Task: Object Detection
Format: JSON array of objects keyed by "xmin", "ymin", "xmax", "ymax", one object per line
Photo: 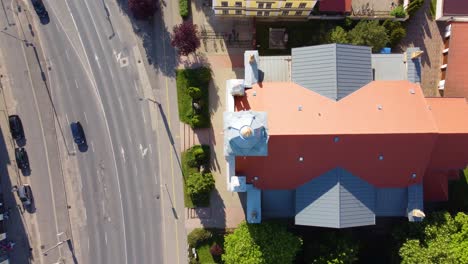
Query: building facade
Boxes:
[{"xmin": 212, "ymin": 0, "xmax": 317, "ymax": 18}]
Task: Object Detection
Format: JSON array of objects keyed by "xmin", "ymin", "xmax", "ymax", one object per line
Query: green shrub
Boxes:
[
  {"xmin": 188, "ymin": 87, "xmax": 202, "ymax": 100},
  {"xmin": 407, "ymin": 0, "xmax": 424, "ymax": 16},
  {"xmin": 390, "ymin": 27, "xmax": 406, "ymax": 46},
  {"xmin": 330, "ymin": 26, "xmax": 349, "ymax": 44},
  {"xmin": 179, "ymin": 0, "xmax": 189, "ymax": 18},
  {"xmin": 186, "ymin": 145, "xmax": 210, "ymax": 168},
  {"xmin": 430, "ymin": 0, "xmax": 437, "ymax": 19},
  {"xmin": 383, "ymin": 19, "xmax": 400, "ymax": 34},
  {"xmin": 188, "ymin": 228, "xmax": 212, "ymax": 247},
  {"xmin": 187, "ymin": 172, "xmax": 215, "ymax": 202},
  {"xmin": 390, "ymin": 5, "xmax": 407, "ymax": 18}
]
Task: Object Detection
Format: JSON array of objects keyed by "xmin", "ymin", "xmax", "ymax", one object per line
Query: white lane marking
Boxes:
[
  {"xmin": 121, "ymin": 147, "xmax": 126, "ymax": 163},
  {"xmin": 104, "ymin": 232, "xmax": 108, "ymax": 245},
  {"xmin": 65, "ymin": 1, "xmax": 128, "ymax": 261},
  {"xmin": 74, "ymin": 79, "xmax": 79, "ymax": 89},
  {"xmin": 91, "ymin": 141, "xmax": 95, "ymax": 153},
  {"xmin": 118, "ymin": 96, "xmax": 124, "ymax": 111},
  {"xmin": 141, "ymin": 108, "xmax": 146, "ymax": 124},
  {"xmin": 94, "ymin": 54, "xmax": 101, "ymax": 69},
  {"xmin": 138, "ymin": 194, "xmax": 142, "ymax": 209},
  {"xmin": 128, "ymin": 134, "xmax": 133, "ymax": 145},
  {"xmin": 84, "ymin": 111, "xmax": 88, "ymax": 124},
  {"xmin": 148, "ymin": 144, "xmax": 152, "ymax": 154},
  {"xmin": 133, "ymin": 163, "xmax": 137, "ymax": 176},
  {"xmin": 65, "ymin": 49, "xmax": 70, "ymax": 60},
  {"xmin": 139, "ymin": 144, "xmax": 148, "ymax": 157},
  {"xmin": 87, "ymin": 238, "xmax": 90, "ymax": 250},
  {"xmin": 115, "ymin": 51, "xmax": 121, "ymax": 61},
  {"xmin": 109, "ymin": 68, "xmax": 114, "ymax": 79},
  {"xmin": 133, "ymin": 79, "xmax": 139, "ymax": 93},
  {"xmin": 65, "ymin": 113, "xmax": 70, "ymax": 125}
]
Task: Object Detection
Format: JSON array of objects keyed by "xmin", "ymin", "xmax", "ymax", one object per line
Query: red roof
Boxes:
[
  {"xmin": 443, "ymin": 0, "xmax": 468, "ymax": 16},
  {"xmin": 445, "ymin": 22, "xmax": 468, "ymax": 99},
  {"xmin": 319, "ymin": 0, "xmax": 352, "ymax": 13},
  {"xmin": 234, "ymin": 81, "xmax": 468, "ymax": 201}
]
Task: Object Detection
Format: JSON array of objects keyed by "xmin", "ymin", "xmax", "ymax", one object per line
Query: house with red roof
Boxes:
[{"xmin": 223, "ymin": 44, "xmax": 468, "ymax": 228}]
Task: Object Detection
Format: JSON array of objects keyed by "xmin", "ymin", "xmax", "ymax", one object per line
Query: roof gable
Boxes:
[
  {"xmin": 292, "ymin": 44, "xmax": 372, "ymax": 101},
  {"xmin": 295, "ymin": 167, "xmax": 376, "ymax": 228}
]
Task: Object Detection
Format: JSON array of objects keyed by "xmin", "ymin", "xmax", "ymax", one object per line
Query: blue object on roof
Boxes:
[
  {"xmin": 244, "ymin": 51, "xmax": 259, "ymax": 88},
  {"xmin": 407, "ymin": 184, "xmax": 424, "ymax": 222},
  {"xmin": 246, "ymin": 184, "xmax": 261, "ymax": 223},
  {"xmin": 406, "ymin": 47, "xmax": 422, "ymax": 83},
  {"xmin": 291, "ymin": 44, "xmax": 373, "ymax": 101},
  {"xmin": 380, "ymin": 47, "xmax": 392, "ymax": 54},
  {"xmin": 295, "ymin": 167, "xmax": 376, "ymax": 228},
  {"xmin": 224, "ymin": 111, "xmax": 269, "ymax": 156},
  {"xmin": 375, "ymin": 188, "xmax": 407, "ymax": 216}
]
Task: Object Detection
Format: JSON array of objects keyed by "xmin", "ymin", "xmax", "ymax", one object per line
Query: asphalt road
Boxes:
[{"xmin": 0, "ymin": 0, "xmax": 187, "ymax": 263}]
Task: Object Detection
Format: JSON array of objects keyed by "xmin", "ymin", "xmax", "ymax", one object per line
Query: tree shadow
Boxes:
[
  {"xmin": 0, "ymin": 121, "xmax": 33, "ymax": 263},
  {"xmin": 113, "ymin": 0, "xmax": 178, "ymax": 77}
]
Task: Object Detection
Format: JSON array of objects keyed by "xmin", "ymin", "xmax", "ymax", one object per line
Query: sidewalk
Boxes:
[
  {"xmin": 183, "ymin": 0, "xmax": 254, "ymax": 233},
  {"xmin": 0, "ymin": 75, "xmax": 34, "ymax": 263}
]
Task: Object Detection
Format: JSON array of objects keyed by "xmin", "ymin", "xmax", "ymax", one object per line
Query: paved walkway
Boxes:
[
  {"xmin": 182, "ymin": 0, "xmax": 254, "ymax": 233},
  {"xmin": 399, "ymin": 0, "xmax": 445, "ymax": 97}
]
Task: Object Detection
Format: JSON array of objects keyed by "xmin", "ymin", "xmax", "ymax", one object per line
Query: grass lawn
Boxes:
[
  {"xmin": 256, "ymin": 20, "xmax": 342, "ymax": 56},
  {"xmin": 176, "ymin": 67, "xmax": 211, "ymax": 128}
]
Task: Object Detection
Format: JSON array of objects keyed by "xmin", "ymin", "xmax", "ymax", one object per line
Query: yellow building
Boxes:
[{"xmin": 212, "ymin": 0, "xmax": 318, "ymax": 18}]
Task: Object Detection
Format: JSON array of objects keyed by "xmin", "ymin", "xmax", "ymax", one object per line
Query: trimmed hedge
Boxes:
[
  {"xmin": 180, "ymin": 0, "xmax": 189, "ymax": 18},
  {"xmin": 182, "ymin": 145, "xmax": 212, "ymax": 207},
  {"xmin": 188, "ymin": 228, "xmax": 212, "ymax": 247},
  {"xmin": 176, "ymin": 67, "xmax": 211, "ymax": 129}
]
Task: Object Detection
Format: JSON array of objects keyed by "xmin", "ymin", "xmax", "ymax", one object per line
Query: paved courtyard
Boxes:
[{"xmin": 399, "ymin": 0, "xmax": 446, "ymax": 97}]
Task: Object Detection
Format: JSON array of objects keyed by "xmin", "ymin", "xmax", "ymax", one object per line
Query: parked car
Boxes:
[
  {"xmin": 8, "ymin": 115, "xmax": 24, "ymax": 141},
  {"xmin": 31, "ymin": 0, "xmax": 49, "ymax": 24},
  {"xmin": 17, "ymin": 184, "xmax": 33, "ymax": 206},
  {"xmin": 70, "ymin": 122, "xmax": 86, "ymax": 146},
  {"xmin": 15, "ymin": 148, "xmax": 30, "ymax": 171}
]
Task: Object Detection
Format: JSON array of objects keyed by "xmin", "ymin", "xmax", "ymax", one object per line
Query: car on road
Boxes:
[
  {"xmin": 15, "ymin": 148, "xmax": 30, "ymax": 171},
  {"xmin": 8, "ymin": 115, "xmax": 24, "ymax": 141},
  {"xmin": 17, "ymin": 184, "xmax": 33, "ymax": 206},
  {"xmin": 31, "ymin": 0, "xmax": 49, "ymax": 24},
  {"xmin": 70, "ymin": 122, "xmax": 86, "ymax": 146}
]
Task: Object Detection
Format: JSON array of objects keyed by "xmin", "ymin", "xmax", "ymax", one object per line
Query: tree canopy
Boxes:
[
  {"xmin": 222, "ymin": 221, "xmax": 302, "ymax": 264},
  {"xmin": 171, "ymin": 21, "xmax": 201, "ymax": 56},
  {"xmin": 128, "ymin": 0, "xmax": 156, "ymax": 20},
  {"xmin": 398, "ymin": 212, "xmax": 468, "ymax": 264},
  {"xmin": 347, "ymin": 20, "xmax": 389, "ymax": 52}
]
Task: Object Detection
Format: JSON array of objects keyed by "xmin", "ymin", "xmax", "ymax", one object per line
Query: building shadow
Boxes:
[
  {"xmin": 198, "ymin": 188, "xmax": 226, "ymax": 229},
  {"xmin": 0, "ymin": 122, "xmax": 33, "ymax": 263}
]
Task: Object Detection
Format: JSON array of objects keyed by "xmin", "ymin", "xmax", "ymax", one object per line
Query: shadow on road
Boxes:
[{"xmin": 0, "ymin": 116, "xmax": 33, "ymax": 263}]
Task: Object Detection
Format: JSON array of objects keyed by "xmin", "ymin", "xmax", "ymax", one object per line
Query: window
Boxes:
[
  {"xmin": 266, "ymin": 3, "xmax": 272, "ymax": 8},
  {"xmin": 223, "ymin": 9, "xmax": 229, "ymax": 14},
  {"xmin": 221, "ymin": 1, "xmax": 228, "ymax": 7},
  {"xmin": 299, "ymin": 3, "xmax": 307, "ymax": 8},
  {"xmin": 285, "ymin": 2, "xmax": 292, "ymax": 8},
  {"xmin": 236, "ymin": 9, "xmax": 242, "ymax": 15},
  {"xmin": 295, "ymin": 11, "xmax": 303, "ymax": 16},
  {"xmin": 282, "ymin": 10, "xmax": 289, "ymax": 15},
  {"xmin": 264, "ymin": 11, "xmax": 270, "ymax": 16},
  {"xmin": 235, "ymin": 1, "xmax": 242, "ymax": 7},
  {"xmin": 258, "ymin": 3, "xmax": 264, "ymax": 8},
  {"xmin": 257, "ymin": 11, "xmax": 263, "ymax": 16}
]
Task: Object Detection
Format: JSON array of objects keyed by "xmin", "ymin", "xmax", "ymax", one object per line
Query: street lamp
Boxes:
[{"xmin": 138, "ymin": 97, "xmax": 160, "ymax": 105}]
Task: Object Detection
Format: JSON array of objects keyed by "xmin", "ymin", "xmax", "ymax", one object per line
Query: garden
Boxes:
[
  {"xmin": 182, "ymin": 145, "xmax": 214, "ymax": 208},
  {"xmin": 176, "ymin": 67, "xmax": 212, "ymax": 129}
]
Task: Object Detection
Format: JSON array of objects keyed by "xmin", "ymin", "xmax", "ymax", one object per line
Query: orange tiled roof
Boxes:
[{"xmin": 445, "ymin": 22, "xmax": 468, "ymax": 99}]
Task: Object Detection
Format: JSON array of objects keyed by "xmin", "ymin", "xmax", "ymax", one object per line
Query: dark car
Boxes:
[
  {"xmin": 15, "ymin": 148, "xmax": 30, "ymax": 170},
  {"xmin": 70, "ymin": 122, "xmax": 86, "ymax": 146},
  {"xmin": 31, "ymin": 0, "xmax": 49, "ymax": 23},
  {"xmin": 8, "ymin": 115, "xmax": 24, "ymax": 140}
]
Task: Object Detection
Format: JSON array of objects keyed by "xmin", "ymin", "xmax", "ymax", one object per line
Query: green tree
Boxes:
[
  {"xmin": 222, "ymin": 221, "xmax": 302, "ymax": 264},
  {"xmin": 398, "ymin": 212, "xmax": 468, "ymax": 264},
  {"xmin": 330, "ymin": 26, "xmax": 349, "ymax": 44},
  {"xmin": 186, "ymin": 172, "xmax": 215, "ymax": 200},
  {"xmin": 389, "ymin": 27, "xmax": 406, "ymax": 47},
  {"xmin": 348, "ymin": 20, "xmax": 389, "ymax": 52},
  {"xmin": 303, "ymin": 231, "xmax": 359, "ymax": 264}
]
